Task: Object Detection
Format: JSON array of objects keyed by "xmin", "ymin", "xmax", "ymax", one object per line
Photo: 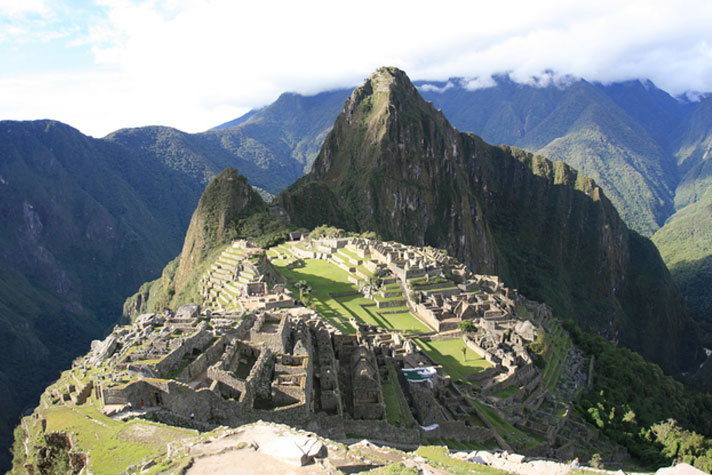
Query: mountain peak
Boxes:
[
  {"xmin": 342, "ymin": 66, "xmax": 422, "ymax": 125},
  {"xmin": 306, "ymin": 66, "xmax": 456, "ymax": 183}
]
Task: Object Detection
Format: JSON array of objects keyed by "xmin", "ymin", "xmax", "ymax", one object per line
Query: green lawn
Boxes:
[
  {"xmin": 43, "ymin": 404, "xmax": 195, "ymax": 474},
  {"xmin": 382, "ymin": 381, "xmax": 405, "ymax": 426},
  {"xmin": 272, "ymin": 257, "xmax": 428, "ymax": 334},
  {"xmin": 415, "ymin": 446, "xmax": 508, "ymax": 475},
  {"xmin": 373, "ymin": 294, "xmax": 406, "ymax": 302},
  {"xmin": 414, "ymin": 338, "xmax": 492, "ymax": 382},
  {"xmin": 336, "ymin": 247, "xmax": 361, "ymax": 262},
  {"xmin": 493, "ymin": 386, "xmax": 520, "ymax": 399}
]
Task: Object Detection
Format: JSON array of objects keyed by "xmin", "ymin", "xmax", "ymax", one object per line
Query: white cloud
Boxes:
[
  {"xmin": 460, "ymin": 77, "xmax": 497, "ymax": 91},
  {"xmin": 418, "ymin": 82, "xmax": 455, "ymax": 94},
  {"xmin": 2, "ymin": 0, "xmax": 712, "ymax": 136},
  {"xmin": 0, "ymin": 0, "xmax": 47, "ymax": 16}
]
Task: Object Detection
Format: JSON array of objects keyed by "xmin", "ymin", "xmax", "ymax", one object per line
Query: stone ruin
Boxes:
[{"xmin": 63, "ymin": 237, "xmax": 586, "ymax": 454}]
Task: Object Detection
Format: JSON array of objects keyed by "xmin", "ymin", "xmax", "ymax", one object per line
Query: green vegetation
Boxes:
[
  {"xmin": 364, "ymin": 463, "xmax": 419, "ymax": 475},
  {"xmin": 414, "ymin": 446, "xmax": 508, "ymax": 474},
  {"xmin": 648, "ymin": 419, "xmax": 712, "ymax": 472},
  {"xmin": 458, "ymin": 320, "xmax": 477, "ymax": 333},
  {"xmin": 652, "ymin": 189, "xmax": 712, "ymax": 348},
  {"xmin": 123, "ymin": 168, "xmax": 291, "ymax": 317},
  {"xmin": 382, "ymin": 381, "xmax": 405, "ymax": 426},
  {"xmin": 564, "ymin": 320, "xmax": 712, "ymax": 471},
  {"xmin": 384, "ymin": 360, "xmax": 416, "ymax": 428},
  {"xmin": 414, "ymin": 339, "xmax": 492, "ymax": 383},
  {"xmin": 31, "ymin": 404, "xmax": 194, "ymax": 474},
  {"xmin": 423, "ymin": 438, "xmax": 497, "ymax": 451},
  {"xmin": 272, "ymin": 254, "xmax": 428, "ymax": 334},
  {"xmin": 423, "ymin": 78, "xmax": 681, "ymax": 237},
  {"xmin": 492, "ymin": 386, "xmax": 519, "ymax": 399},
  {"xmin": 468, "ymin": 398, "xmax": 542, "ymax": 450}
]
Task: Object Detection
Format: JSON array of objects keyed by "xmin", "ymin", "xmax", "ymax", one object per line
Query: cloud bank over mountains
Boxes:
[{"xmin": 1, "ymin": 0, "xmax": 712, "ymax": 136}]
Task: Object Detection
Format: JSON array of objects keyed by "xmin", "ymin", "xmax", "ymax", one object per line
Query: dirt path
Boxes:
[{"xmin": 187, "ymin": 448, "xmax": 331, "ymax": 475}]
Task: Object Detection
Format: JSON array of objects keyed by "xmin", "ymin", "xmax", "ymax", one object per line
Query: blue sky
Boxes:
[{"xmin": 2, "ymin": 0, "xmax": 712, "ymax": 137}]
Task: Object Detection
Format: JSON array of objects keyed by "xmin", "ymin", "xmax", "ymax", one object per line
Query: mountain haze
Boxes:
[{"xmin": 278, "ymin": 67, "xmax": 702, "ymax": 373}]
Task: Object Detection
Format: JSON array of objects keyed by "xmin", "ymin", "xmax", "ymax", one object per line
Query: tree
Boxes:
[
  {"xmin": 294, "ymin": 280, "xmax": 310, "ymax": 301},
  {"xmin": 458, "ymin": 320, "xmax": 477, "ymax": 333}
]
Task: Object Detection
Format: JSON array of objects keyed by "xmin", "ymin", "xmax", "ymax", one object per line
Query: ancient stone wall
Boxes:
[
  {"xmin": 102, "ymin": 379, "xmax": 171, "ymax": 406},
  {"xmin": 343, "ymin": 419, "xmax": 420, "ymax": 445},
  {"xmin": 422, "ymin": 420, "xmax": 493, "ymax": 443},
  {"xmin": 72, "ymin": 380, "xmax": 93, "ymax": 405},
  {"xmin": 464, "ymin": 336, "xmax": 500, "ymax": 367},
  {"xmin": 251, "ymin": 314, "xmax": 291, "ymax": 353},
  {"xmin": 377, "ymin": 299, "xmax": 406, "ymax": 309},
  {"xmin": 154, "ymin": 328, "xmax": 213, "ymax": 376},
  {"xmin": 177, "ymin": 336, "xmax": 226, "ymax": 382}
]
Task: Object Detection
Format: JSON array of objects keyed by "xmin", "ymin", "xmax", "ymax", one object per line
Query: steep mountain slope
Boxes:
[
  {"xmin": 653, "ymin": 191, "xmax": 712, "ymax": 347},
  {"xmin": 596, "ymin": 80, "xmax": 693, "ymax": 150},
  {"xmin": 652, "ymin": 96, "xmax": 712, "ymax": 346},
  {"xmin": 104, "ymin": 125, "xmax": 294, "ymax": 197},
  {"xmin": 0, "ymin": 260, "xmax": 99, "ymax": 472},
  {"xmin": 105, "ymin": 89, "xmax": 350, "ymax": 198},
  {"xmin": 0, "ymin": 119, "xmax": 209, "ymax": 469},
  {"xmin": 213, "ymin": 89, "xmax": 350, "ymax": 175},
  {"xmin": 278, "ymin": 67, "xmax": 702, "ymax": 373},
  {"xmin": 672, "ymin": 95, "xmax": 712, "ymax": 209},
  {"xmin": 123, "ymin": 168, "xmax": 288, "ymax": 317},
  {"xmin": 418, "ymin": 78, "xmax": 680, "ymax": 236},
  {"xmin": 201, "ymin": 76, "xmax": 691, "ymax": 238}
]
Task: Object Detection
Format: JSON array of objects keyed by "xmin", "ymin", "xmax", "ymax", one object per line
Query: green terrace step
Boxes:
[
  {"xmin": 217, "ymin": 293, "xmax": 232, "ymax": 307},
  {"xmin": 336, "ymin": 250, "xmax": 362, "ymax": 265},
  {"xmin": 210, "ymin": 266, "xmax": 232, "ymax": 276},
  {"xmin": 223, "ymin": 283, "xmax": 241, "ymax": 297},
  {"xmin": 380, "ymin": 290, "xmax": 403, "ymax": 298},
  {"xmin": 218, "ymin": 259, "xmax": 240, "ymax": 268}
]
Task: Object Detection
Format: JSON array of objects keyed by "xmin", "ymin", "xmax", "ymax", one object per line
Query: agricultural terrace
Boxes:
[
  {"xmin": 268, "ymin": 246, "xmax": 429, "ymax": 335},
  {"xmin": 468, "ymin": 398, "xmax": 544, "ymax": 450}
]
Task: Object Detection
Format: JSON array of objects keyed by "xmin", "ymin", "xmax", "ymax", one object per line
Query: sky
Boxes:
[{"xmin": 2, "ymin": 0, "xmax": 712, "ymax": 137}]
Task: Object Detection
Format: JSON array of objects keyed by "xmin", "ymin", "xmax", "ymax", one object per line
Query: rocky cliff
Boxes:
[{"xmin": 278, "ymin": 67, "xmax": 702, "ymax": 373}]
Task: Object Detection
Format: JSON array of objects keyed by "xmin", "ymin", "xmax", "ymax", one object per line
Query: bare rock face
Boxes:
[
  {"xmin": 88, "ymin": 335, "xmax": 117, "ymax": 366},
  {"xmin": 514, "ymin": 321, "xmax": 537, "ymax": 342},
  {"xmin": 175, "ymin": 303, "xmax": 200, "ymax": 320},
  {"xmin": 135, "ymin": 312, "xmax": 164, "ymax": 328}
]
